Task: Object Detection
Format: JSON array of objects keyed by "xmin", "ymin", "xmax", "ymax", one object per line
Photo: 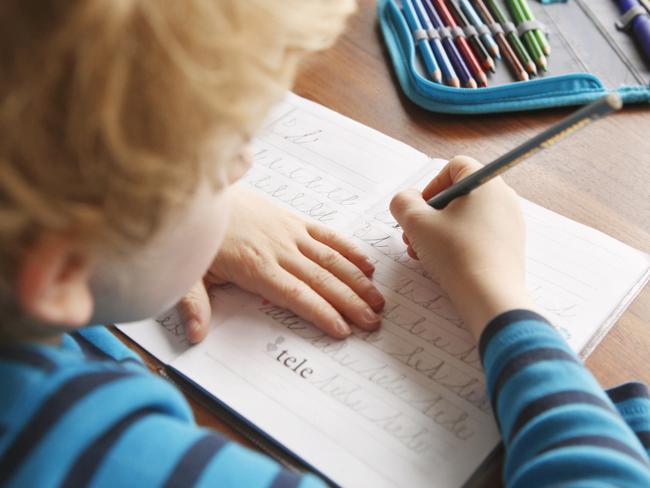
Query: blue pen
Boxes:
[
  {"xmin": 412, "ymin": 0, "xmax": 460, "ymax": 87},
  {"xmin": 401, "ymin": 0, "xmax": 442, "ymax": 83},
  {"xmin": 459, "ymin": 0, "xmax": 501, "ymax": 59},
  {"xmin": 422, "ymin": 0, "xmax": 477, "ymax": 88},
  {"xmin": 616, "ymin": 0, "xmax": 650, "ymax": 63}
]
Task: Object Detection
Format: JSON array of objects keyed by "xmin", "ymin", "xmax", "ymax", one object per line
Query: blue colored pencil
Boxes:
[
  {"xmin": 459, "ymin": 0, "xmax": 501, "ymax": 59},
  {"xmin": 412, "ymin": 0, "xmax": 460, "ymax": 87},
  {"xmin": 422, "ymin": 0, "xmax": 477, "ymax": 88},
  {"xmin": 402, "ymin": 0, "xmax": 443, "ymax": 83}
]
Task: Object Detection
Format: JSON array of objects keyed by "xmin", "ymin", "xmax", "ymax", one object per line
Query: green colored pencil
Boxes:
[
  {"xmin": 516, "ymin": 0, "xmax": 551, "ymax": 56},
  {"xmin": 485, "ymin": 0, "xmax": 537, "ymax": 75},
  {"xmin": 506, "ymin": 0, "xmax": 547, "ymax": 71}
]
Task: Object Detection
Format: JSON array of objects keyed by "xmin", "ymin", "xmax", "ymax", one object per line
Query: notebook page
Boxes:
[
  {"xmin": 168, "ymin": 94, "xmax": 500, "ymax": 486},
  {"xmin": 118, "ymin": 94, "xmax": 650, "ymax": 488},
  {"xmin": 118, "ymin": 92, "xmax": 434, "ymax": 363},
  {"xmin": 381, "ymin": 169, "xmax": 650, "ymax": 357}
]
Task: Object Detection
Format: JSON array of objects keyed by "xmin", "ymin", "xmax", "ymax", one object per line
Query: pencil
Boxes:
[
  {"xmin": 431, "ymin": 0, "xmax": 489, "ymax": 86},
  {"xmin": 516, "ymin": 0, "xmax": 551, "ymax": 56},
  {"xmin": 447, "ymin": 0, "xmax": 495, "ymax": 73},
  {"xmin": 470, "ymin": 0, "xmax": 528, "ymax": 81},
  {"xmin": 413, "ymin": 0, "xmax": 461, "ymax": 87},
  {"xmin": 506, "ymin": 0, "xmax": 547, "ymax": 71},
  {"xmin": 459, "ymin": 0, "xmax": 501, "ymax": 60},
  {"xmin": 427, "ymin": 94, "xmax": 622, "ymax": 209},
  {"xmin": 484, "ymin": 0, "xmax": 537, "ymax": 76},
  {"xmin": 423, "ymin": 0, "xmax": 478, "ymax": 88},
  {"xmin": 402, "ymin": 0, "xmax": 443, "ymax": 82}
]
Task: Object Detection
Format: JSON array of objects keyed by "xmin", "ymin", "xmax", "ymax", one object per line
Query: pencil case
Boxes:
[{"xmin": 378, "ymin": 0, "xmax": 650, "ymax": 113}]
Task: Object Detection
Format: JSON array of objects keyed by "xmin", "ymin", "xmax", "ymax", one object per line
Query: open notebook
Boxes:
[{"xmin": 118, "ymin": 93, "xmax": 650, "ymax": 488}]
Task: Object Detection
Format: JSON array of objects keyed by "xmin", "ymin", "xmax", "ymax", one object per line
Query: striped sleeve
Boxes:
[
  {"xmin": 479, "ymin": 309, "xmax": 650, "ymax": 488},
  {"xmin": 75, "ymin": 413, "xmax": 327, "ymax": 488},
  {"xmin": 0, "ymin": 337, "xmax": 326, "ymax": 488},
  {"xmin": 607, "ymin": 382, "xmax": 650, "ymax": 459}
]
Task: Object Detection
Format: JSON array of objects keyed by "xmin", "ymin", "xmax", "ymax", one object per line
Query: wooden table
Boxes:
[{"xmin": 116, "ymin": 1, "xmax": 650, "ymax": 485}]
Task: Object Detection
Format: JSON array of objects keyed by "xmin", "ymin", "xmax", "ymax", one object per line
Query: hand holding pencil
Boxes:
[{"xmin": 390, "ymin": 156, "xmax": 532, "ymax": 338}]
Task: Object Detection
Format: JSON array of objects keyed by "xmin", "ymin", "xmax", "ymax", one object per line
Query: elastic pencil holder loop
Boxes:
[
  {"xmin": 413, "ymin": 28, "xmax": 428, "ymax": 41},
  {"xmin": 615, "ymin": 5, "xmax": 647, "ymax": 31},
  {"xmin": 488, "ymin": 22, "xmax": 504, "ymax": 35},
  {"xmin": 476, "ymin": 24, "xmax": 491, "ymax": 37},
  {"xmin": 501, "ymin": 21, "xmax": 517, "ymax": 35},
  {"xmin": 516, "ymin": 19, "xmax": 546, "ymax": 37},
  {"xmin": 450, "ymin": 25, "xmax": 465, "ymax": 39},
  {"xmin": 463, "ymin": 25, "xmax": 479, "ymax": 37},
  {"xmin": 426, "ymin": 28, "xmax": 441, "ymax": 41},
  {"xmin": 438, "ymin": 26, "xmax": 453, "ymax": 39}
]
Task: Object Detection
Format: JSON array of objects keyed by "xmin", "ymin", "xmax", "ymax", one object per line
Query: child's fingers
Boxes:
[
  {"xmin": 254, "ymin": 262, "xmax": 353, "ymax": 339},
  {"xmin": 407, "ymin": 246, "xmax": 419, "ymax": 260},
  {"xmin": 421, "ymin": 156, "xmax": 484, "ymax": 200},
  {"xmin": 297, "ymin": 239, "xmax": 385, "ymax": 312},
  {"xmin": 280, "ymin": 254, "xmax": 381, "ymax": 332},
  {"xmin": 306, "ymin": 223, "xmax": 375, "ymax": 276},
  {"xmin": 390, "ymin": 188, "xmax": 436, "ymax": 234},
  {"xmin": 177, "ymin": 279, "xmax": 211, "ymax": 344}
]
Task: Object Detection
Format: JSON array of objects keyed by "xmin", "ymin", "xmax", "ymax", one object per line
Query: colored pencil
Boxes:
[
  {"xmin": 422, "ymin": 0, "xmax": 478, "ymax": 88},
  {"xmin": 402, "ymin": 0, "xmax": 443, "ymax": 82},
  {"xmin": 506, "ymin": 0, "xmax": 547, "ymax": 71},
  {"xmin": 413, "ymin": 0, "xmax": 461, "ymax": 87},
  {"xmin": 516, "ymin": 0, "xmax": 551, "ymax": 56},
  {"xmin": 484, "ymin": 0, "xmax": 537, "ymax": 75},
  {"xmin": 470, "ymin": 0, "xmax": 528, "ymax": 81},
  {"xmin": 616, "ymin": 0, "xmax": 650, "ymax": 63},
  {"xmin": 459, "ymin": 0, "xmax": 501, "ymax": 59},
  {"xmin": 447, "ymin": 0, "xmax": 496, "ymax": 73},
  {"xmin": 427, "ymin": 94, "xmax": 622, "ymax": 210},
  {"xmin": 430, "ymin": 0, "xmax": 489, "ymax": 86}
]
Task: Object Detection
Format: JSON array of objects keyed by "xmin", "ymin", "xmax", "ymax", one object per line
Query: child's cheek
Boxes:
[{"xmin": 89, "ymin": 187, "xmax": 231, "ymax": 325}]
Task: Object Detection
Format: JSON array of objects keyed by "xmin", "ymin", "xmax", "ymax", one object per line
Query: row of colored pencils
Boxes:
[{"xmin": 401, "ymin": 0, "xmax": 550, "ymax": 88}]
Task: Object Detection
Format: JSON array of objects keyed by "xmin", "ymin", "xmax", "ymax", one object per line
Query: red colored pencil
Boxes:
[{"xmin": 430, "ymin": 0, "xmax": 488, "ymax": 86}]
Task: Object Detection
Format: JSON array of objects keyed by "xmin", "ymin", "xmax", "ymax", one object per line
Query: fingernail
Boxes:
[
  {"xmin": 188, "ymin": 319, "xmax": 202, "ymax": 336},
  {"xmin": 363, "ymin": 258, "xmax": 375, "ymax": 271},
  {"xmin": 368, "ymin": 290, "xmax": 385, "ymax": 308},
  {"xmin": 362, "ymin": 307, "xmax": 380, "ymax": 325},
  {"xmin": 335, "ymin": 318, "xmax": 351, "ymax": 336}
]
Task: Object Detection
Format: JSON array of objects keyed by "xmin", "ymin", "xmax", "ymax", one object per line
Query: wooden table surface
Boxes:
[{"xmin": 116, "ymin": 1, "xmax": 650, "ymax": 486}]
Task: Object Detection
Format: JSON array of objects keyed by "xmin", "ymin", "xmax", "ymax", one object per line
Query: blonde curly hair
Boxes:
[{"xmin": 0, "ymin": 0, "xmax": 355, "ymax": 313}]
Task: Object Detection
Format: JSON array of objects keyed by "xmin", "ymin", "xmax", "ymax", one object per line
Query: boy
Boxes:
[{"xmin": 1, "ymin": 1, "xmax": 648, "ymax": 488}]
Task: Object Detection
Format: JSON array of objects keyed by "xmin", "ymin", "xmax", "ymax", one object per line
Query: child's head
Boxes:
[{"xmin": 0, "ymin": 0, "xmax": 355, "ymax": 341}]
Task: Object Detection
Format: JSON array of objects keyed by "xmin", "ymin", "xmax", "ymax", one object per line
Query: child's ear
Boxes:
[{"xmin": 16, "ymin": 233, "xmax": 94, "ymax": 327}]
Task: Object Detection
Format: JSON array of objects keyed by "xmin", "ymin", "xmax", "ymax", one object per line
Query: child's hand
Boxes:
[
  {"xmin": 390, "ymin": 156, "xmax": 534, "ymax": 339},
  {"xmin": 178, "ymin": 185, "xmax": 385, "ymax": 343}
]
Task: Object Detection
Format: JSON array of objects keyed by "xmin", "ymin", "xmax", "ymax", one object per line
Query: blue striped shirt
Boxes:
[
  {"xmin": 480, "ymin": 309, "xmax": 650, "ymax": 487},
  {"xmin": 1, "ymin": 312, "xmax": 649, "ymax": 487},
  {"xmin": 0, "ymin": 327, "xmax": 322, "ymax": 488}
]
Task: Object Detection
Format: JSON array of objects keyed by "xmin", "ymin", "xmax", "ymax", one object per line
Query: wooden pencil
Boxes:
[{"xmin": 470, "ymin": 0, "xmax": 528, "ymax": 81}]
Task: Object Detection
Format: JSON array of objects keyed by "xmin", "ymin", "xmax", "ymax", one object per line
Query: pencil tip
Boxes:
[
  {"xmin": 449, "ymin": 77, "xmax": 461, "ymax": 88},
  {"xmin": 466, "ymin": 78, "xmax": 478, "ymax": 89},
  {"xmin": 432, "ymin": 70, "xmax": 443, "ymax": 83},
  {"xmin": 537, "ymin": 57, "xmax": 548, "ymax": 71},
  {"xmin": 520, "ymin": 71, "xmax": 530, "ymax": 82},
  {"xmin": 527, "ymin": 62, "xmax": 538, "ymax": 75}
]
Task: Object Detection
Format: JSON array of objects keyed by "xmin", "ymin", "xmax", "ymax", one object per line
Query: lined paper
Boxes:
[{"xmin": 119, "ymin": 93, "xmax": 650, "ymax": 487}]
